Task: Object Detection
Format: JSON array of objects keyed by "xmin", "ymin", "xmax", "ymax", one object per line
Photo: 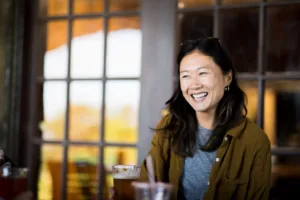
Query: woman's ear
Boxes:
[{"xmin": 225, "ymin": 70, "xmax": 233, "ymax": 86}]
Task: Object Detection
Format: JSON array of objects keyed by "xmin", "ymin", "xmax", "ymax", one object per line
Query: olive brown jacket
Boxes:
[{"xmin": 140, "ymin": 117, "xmax": 271, "ymax": 200}]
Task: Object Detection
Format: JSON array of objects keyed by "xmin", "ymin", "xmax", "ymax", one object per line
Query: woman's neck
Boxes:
[{"xmin": 196, "ymin": 110, "xmax": 216, "ymax": 130}]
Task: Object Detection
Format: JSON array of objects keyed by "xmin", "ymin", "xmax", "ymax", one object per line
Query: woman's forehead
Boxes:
[
  {"xmin": 181, "ymin": 51, "xmax": 214, "ymax": 64},
  {"xmin": 180, "ymin": 52, "xmax": 219, "ymax": 71}
]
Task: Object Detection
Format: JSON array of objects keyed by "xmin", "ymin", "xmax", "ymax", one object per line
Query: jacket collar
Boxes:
[{"xmin": 226, "ymin": 117, "xmax": 248, "ymax": 138}]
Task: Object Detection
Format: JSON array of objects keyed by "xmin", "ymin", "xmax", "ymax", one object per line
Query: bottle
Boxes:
[
  {"xmin": 0, "ymin": 150, "xmax": 15, "ymax": 167},
  {"xmin": 0, "ymin": 150, "xmax": 14, "ymax": 177}
]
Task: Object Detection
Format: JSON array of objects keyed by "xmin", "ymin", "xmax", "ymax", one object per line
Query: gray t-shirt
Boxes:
[{"xmin": 179, "ymin": 126, "xmax": 217, "ymax": 200}]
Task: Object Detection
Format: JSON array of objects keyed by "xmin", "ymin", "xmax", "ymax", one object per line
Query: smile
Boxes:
[{"xmin": 191, "ymin": 92, "xmax": 208, "ymax": 99}]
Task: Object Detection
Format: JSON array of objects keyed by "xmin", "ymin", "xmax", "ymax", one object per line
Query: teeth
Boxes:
[{"xmin": 192, "ymin": 92, "xmax": 208, "ymax": 98}]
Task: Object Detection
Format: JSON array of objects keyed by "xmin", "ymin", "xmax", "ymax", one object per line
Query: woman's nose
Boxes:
[{"xmin": 190, "ymin": 77, "xmax": 203, "ymax": 88}]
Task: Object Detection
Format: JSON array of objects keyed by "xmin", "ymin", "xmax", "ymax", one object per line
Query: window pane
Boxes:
[
  {"xmin": 104, "ymin": 81, "xmax": 140, "ymax": 143},
  {"xmin": 271, "ymin": 155, "xmax": 300, "ymax": 199},
  {"xmin": 47, "ymin": 0, "xmax": 68, "ymax": 16},
  {"xmin": 178, "ymin": 11, "xmax": 213, "ymax": 42},
  {"xmin": 106, "ymin": 17, "xmax": 141, "ymax": 78},
  {"xmin": 222, "ymin": 0, "xmax": 260, "ymax": 4},
  {"xmin": 265, "ymin": 80, "xmax": 300, "ymax": 147},
  {"xmin": 40, "ymin": 81, "xmax": 67, "ymax": 140},
  {"xmin": 69, "ymin": 81, "xmax": 102, "ymax": 141},
  {"xmin": 71, "ymin": 18, "xmax": 104, "ymax": 78},
  {"xmin": 67, "ymin": 146, "xmax": 101, "ymax": 199},
  {"xmin": 109, "ymin": 0, "xmax": 140, "ymax": 12},
  {"xmin": 266, "ymin": 5, "xmax": 300, "ymax": 73},
  {"xmin": 74, "ymin": 0, "xmax": 103, "ymax": 14},
  {"xmin": 178, "ymin": 0, "xmax": 215, "ymax": 8},
  {"xmin": 38, "ymin": 145, "xmax": 63, "ymax": 200},
  {"xmin": 44, "ymin": 21, "xmax": 68, "ymax": 78},
  {"xmin": 219, "ymin": 8, "xmax": 259, "ymax": 73},
  {"xmin": 264, "ymin": 85, "xmax": 277, "ymax": 147},
  {"xmin": 239, "ymin": 80, "xmax": 258, "ymax": 122},
  {"xmin": 104, "ymin": 147, "xmax": 138, "ymax": 189}
]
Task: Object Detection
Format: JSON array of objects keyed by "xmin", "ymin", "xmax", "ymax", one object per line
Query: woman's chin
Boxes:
[{"xmin": 194, "ymin": 107, "xmax": 209, "ymax": 113}]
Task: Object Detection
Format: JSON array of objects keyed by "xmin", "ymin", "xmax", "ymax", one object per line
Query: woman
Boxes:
[{"xmin": 139, "ymin": 37, "xmax": 271, "ymax": 200}]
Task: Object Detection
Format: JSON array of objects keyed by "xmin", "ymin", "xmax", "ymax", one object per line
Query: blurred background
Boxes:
[{"xmin": 0, "ymin": 0, "xmax": 300, "ymax": 199}]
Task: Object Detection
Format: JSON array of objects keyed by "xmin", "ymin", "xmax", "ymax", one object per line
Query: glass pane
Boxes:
[
  {"xmin": 44, "ymin": 21, "xmax": 68, "ymax": 78},
  {"xmin": 222, "ymin": 0, "xmax": 260, "ymax": 4},
  {"xmin": 47, "ymin": 0, "xmax": 68, "ymax": 16},
  {"xmin": 178, "ymin": 11, "xmax": 213, "ymax": 43},
  {"xmin": 239, "ymin": 80, "xmax": 258, "ymax": 122},
  {"xmin": 40, "ymin": 81, "xmax": 67, "ymax": 140},
  {"xmin": 71, "ymin": 18, "xmax": 104, "ymax": 78},
  {"xmin": 266, "ymin": 5, "xmax": 300, "ymax": 73},
  {"xmin": 104, "ymin": 81, "xmax": 140, "ymax": 143},
  {"xmin": 74, "ymin": 0, "xmax": 103, "ymax": 14},
  {"xmin": 265, "ymin": 80, "xmax": 300, "ymax": 148},
  {"xmin": 264, "ymin": 85, "xmax": 277, "ymax": 147},
  {"xmin": 38, "ymin": 145, "xmax": 63, "ymax": 200},
  {"xmin": 108, "ymin": 16, "xmax": 140, "ymax": 36},
  {"xmin": 106, "ymin": 17, "xmax": 141, "ymax": 78},
  {"xmin": 104, "ymin": 147, "xmax": 138, "ymax": 189},
  {"xmin": 178, "ymin": 0, "xmax": 215, "ymax": 8},
  {"xmin": 219, "ymin": 8, "xmax": 259, "ymax": 73},
  {"xmin": 270, "ymin": 155, "xmax": 300, "ymax": 199},
  {"xmin": 69, "ymin": 81, "xmax": 102, "ymax": 141},
  {"xmin": 67, "ymin": 146, "xmax": 100, "ymax": 199},
  {"xmin": 109, "ymin": 0, "xmax": 140, "ymax": 12}
]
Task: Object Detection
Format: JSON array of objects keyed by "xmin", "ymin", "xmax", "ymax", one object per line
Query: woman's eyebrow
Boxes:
[{"xmin": 180, "ymin": 65, "xmax": 210, "ymax": 73}]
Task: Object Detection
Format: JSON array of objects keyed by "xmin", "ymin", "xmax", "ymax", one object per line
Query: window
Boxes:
[
  {"xmin": 178, "ymin": 0, "xmax": 300, "ymax": 198},
  {"xmin": 29, "ymin": 0, "xmax": 141, "ymax": 199}
]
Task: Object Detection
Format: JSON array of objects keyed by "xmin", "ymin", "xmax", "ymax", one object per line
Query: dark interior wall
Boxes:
[
  {"xmin": 0, "ymin": 0, "xmax": 25, "ymax": 164},
  {"xmin": 0, "ymin": 0, "xmax": 14, "ymax": 157},
  {"xmin": 0, "ymin": 0, "xmax": 11, "ymax": 154}
]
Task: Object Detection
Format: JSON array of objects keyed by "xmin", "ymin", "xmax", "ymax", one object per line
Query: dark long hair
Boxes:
[{"xmin": 159, "ymin": 37, "xmax": 247, "ymax": 157}]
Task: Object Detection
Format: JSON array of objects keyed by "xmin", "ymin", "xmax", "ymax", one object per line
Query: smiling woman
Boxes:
[
  {"xmin": 179, "ymin": 52, "xmax": 232, "ymax": 124},
  {"xmin": 139, "ymin": 37, "xmax": 272, "ymax": 200},
  {"xmin": 166, "ymin": 37, "xmax": 247, "ymax": 154}
]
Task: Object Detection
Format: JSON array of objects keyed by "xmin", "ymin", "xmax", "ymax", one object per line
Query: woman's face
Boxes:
[{"xmin": 179, "ymin": 50, "xmax": 232, "ymax": 114}]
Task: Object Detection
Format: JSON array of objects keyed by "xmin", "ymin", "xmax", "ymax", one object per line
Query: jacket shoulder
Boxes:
[
  {"xmin": 241, "ymin": 117, "xmax": 271, "ymax": 148},
  {"xmin": 156, "ymin": 114, "xmax": 171, "ymax": 129},
  {"xmin": 151, "ymin": 115, "xmax": 172, "ymax": 146}
]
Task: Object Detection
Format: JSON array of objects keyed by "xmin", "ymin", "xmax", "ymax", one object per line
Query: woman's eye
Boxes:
[
  {"xmin": 182, "ymin": 75, "xmax": 189, "ymax": 78},
  {"xmin": 199, "ymin": 72, "xmax": 207, "ymax": 75}
]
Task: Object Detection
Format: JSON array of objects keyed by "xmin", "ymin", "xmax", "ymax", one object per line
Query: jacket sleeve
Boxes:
[
  {"xmin": 246, "ymin": 137, "xmax": 272, "ymax": 200},
  {"xmin": 139, "ymin": 117, "xmax": 170, "ymax": 182}
]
